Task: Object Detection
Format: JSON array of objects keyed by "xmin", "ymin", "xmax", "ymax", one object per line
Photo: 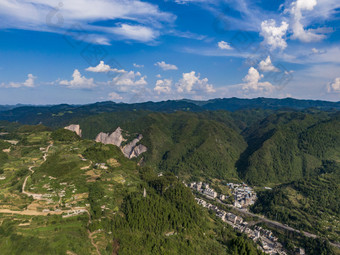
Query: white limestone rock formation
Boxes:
[
  {"xmin": 95, "ymin": 128, "xmax": 147, "ymax": 159},
  {"xmin": 95, "ymin": 127, "xmax": 126, "ymax": 147},
  {"xmin": 122, "ymin": 134, "xmax": 148, "ymax": 159},
  {"xmin": 64, "ymin": 124, "xmax": 82, "ymax": 137}
]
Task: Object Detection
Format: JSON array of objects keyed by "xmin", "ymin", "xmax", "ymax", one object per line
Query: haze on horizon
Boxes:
[{"xmin": 0, "ymin": 0, "xmax": 339, "ymax": 104}]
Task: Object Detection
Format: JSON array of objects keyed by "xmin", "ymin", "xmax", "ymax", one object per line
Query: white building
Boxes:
[{"xmin": 203, "ymin": 188, "xmax": 217, "ymax": 198}]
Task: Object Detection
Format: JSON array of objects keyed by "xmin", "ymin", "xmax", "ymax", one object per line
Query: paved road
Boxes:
[{"xmin": 216, "ymin": 199, "xmax": 340, "ymax": 249}]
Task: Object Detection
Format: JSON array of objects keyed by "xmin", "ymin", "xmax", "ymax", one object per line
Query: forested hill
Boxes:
[
  {"xmin": 0, "ymin": 97, "xmax": 339, "ymax": 126},
  {"xmin": 0, "ymin": 98, "xmax": 339, "ymax": 186}
]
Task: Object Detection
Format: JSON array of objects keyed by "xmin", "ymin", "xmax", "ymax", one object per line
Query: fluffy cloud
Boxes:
[
  {"xmin": 154, "ymin": 79, "xmax": 172, "ymax": 94},
  {"xmin": 1, "ymin": 74, "xmax": 37, "ymax": 88},
  {"xmin": 86, "ymin": 61, "xmax": 125, "ymax": 73},
  {"xmin": 133, "ymin": 63, "xmax": 144, "ymax": 68},
  {"xmin": 155, "ymin": 61, "xmax": 178, "ymax": 71},
  {"xmin": 177, "ymin": 71, "xmax": 215, "ymax": 93},
  {"xmin": 327, "ymin": 77, "xmax": 340, "ymax": 93},
  {"xmin": 60, "ymin": 69, "xmax": 95, "ymax": 88},
  {"xmin": 260, "ymin": 19, "xmax": 289, "ymax": 51},
  {"xmin": 290, "ymin": 0, "xmax": 325, "ymax": 42},
  {"xmin": 108, "ymin": 92, "xmax": 123, "ymax": 101},
  {"xmin": 86, "ymin": 61, "xmax": 111, "ymax": 73},
  {"xmin": 0, "ymin": 0, "xmax": 175, "ymax": 44},
  {"xmin": 258, "ymin": 56, "xmax": 279, "ymax": 72},
  {"xmin": 112, "ymin": 24, "xmax": 158, "ymax": 42},
  {"xmin": 242, "ymin": 67, "xmax": 274, "ymax": 94},
  {"xmin": 110, "ymin": 71, "xmax": 147, "ymax": 91},
  {"xmin": 218, "ymin": 41, "xmax": 233, "ymax": 50}
]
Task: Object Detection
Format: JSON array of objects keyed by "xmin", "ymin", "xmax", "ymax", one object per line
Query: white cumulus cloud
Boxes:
[
  {"xmin": 60, "ymin": 69, "xmax": 95, "ymax": 88},
  {"xmin": 1, "ymin": 74, "xmax": 37, "ymax": 88},
  {"xmin": 154, "ymin": 79, "xmax": 172, "ymax": 94},
  {"xmin": 155, "ymin": 61, "xmax": 178, "ymax": 71},
  {"xmin": 110, "ymin": 71, "xmax": 147, "ymax": 92},
  {"xmin": 86, "ymin": 61, "xmax": 111, "ymax": 73},
  {"xmin": 86, "ymin": 61, "xmax": 125, "ymax": 73},
  {"xmin": 258, "ymin": 56, "xmax": 279, "ymax": 72},
  {"xmin": 290, "ymin": 0, "xmax": 325, "ymax": 42},
  {"xmin": 108, "ymin": 92, "xmax": 123, "ymax": 101},
  {"xmin": 218, "ymin": 41, "xmax": 233, "ymax": 50},
  {"xmin": 242, "ymin": 67, "xmax": 275, "ymax": 94},
  {"xmin": 260, "ymin": 19, "xmax": 289, "ymax": 51},
  {"xmin": 177, "ymin": 71, "xmax": 215, "ymax": 93}
]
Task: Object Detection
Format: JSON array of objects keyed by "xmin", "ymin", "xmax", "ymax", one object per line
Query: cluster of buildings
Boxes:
[
  {"xmin": 227, "ymin": 183, "xmax": 257, "ymax": 208},
  {"xmin": 195, "ymin": 197, "xmax": 287, "ymax": 255},
  {"xmin": 245, "ymin": 226, "xmax": 287, "ymax": 255},
  {"xmin": 189, "ymin": 182, "xmax": 225, "ymax": 200},
  {"xmin": 189, "ymin": 181, "xmax": 257, "ymax": 209},
  {"xmin": 195, "ymin": 198, "xmax": 243, "ymax": 224}
]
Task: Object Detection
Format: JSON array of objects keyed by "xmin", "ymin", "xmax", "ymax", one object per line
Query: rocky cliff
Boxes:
[
  {"xmin": 122, "ymin": 134, "xmax": 148, "ymax": 159},
  {"xmin": 95, "ymin": 127, "xmax": 126, "ymax": 147},
  {"xmin": 64, "ymin": 124, "xmax": 82, "ymax": 137},
  {"xmin": 95, "ymin": 127, "xmax": 147, "ymax": 159}
]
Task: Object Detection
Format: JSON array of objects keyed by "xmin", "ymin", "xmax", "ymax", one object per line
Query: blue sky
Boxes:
[{"xmin": 0, "ymin": 0, "xmax": 339, "ymax": 104}]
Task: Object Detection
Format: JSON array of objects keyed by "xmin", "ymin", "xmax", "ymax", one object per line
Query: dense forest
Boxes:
[{"xmin": 251, "ymin": 161, "xmax": 340, "ymax": 243}]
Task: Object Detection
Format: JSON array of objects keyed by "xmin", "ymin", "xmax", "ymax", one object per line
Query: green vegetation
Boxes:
[
  {"xmin": 0, "ymin": 103, "xmax": 339, "ymax": 254},
  {"xmin": 255, "ymin": 223, "xmax": 335, "ymax": 255},
  {"xmin": 0, "ymin": 215, "xmax": 94, "ymax": 255},
  {"xmin": 238, "ymin": 112, "xmax": 339, "ymax": 185},
  {"xmin": 251, "ymin": 163, "xmax": 340, "ymax": 242},
  {"xmin": 51, "ymin": 128, "xmax": 80, "ymax": 142},
  {"xmin": 0, "ymin": 122, "xmax": 266, "ymax": 254},
  {"xmin": 108, "ymin": 172, "xmax": 263, "ymax": 255}
]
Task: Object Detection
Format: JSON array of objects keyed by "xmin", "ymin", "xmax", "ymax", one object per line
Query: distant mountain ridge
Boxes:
[{"xmin": 0, "ymin": 97, "xmax": 339, "ymax": 126}]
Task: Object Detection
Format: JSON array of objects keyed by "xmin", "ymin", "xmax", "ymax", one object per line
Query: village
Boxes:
[
  {"xmin": 188, "ymin": 181, "xmax": 257, "ymax": 208},
  {"xmin": 188, "ymin": 181, "xmax": 289, "ymax": 255}
]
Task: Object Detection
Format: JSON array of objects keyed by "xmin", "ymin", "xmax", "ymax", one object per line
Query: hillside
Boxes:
[
  {"xmin": 0, "ymin": 123, "xmax": 264, "ymax": 255},
  {"xmin": 237, "ymin": 112, "xmax": 339, "ymax": 185},
  {"xmin": 73, "ymin": 111, "xmax": 247, "ymax": 180},
  {"xmin": 251, "ymin": 163, "xmax": 340, "ymax": 243}
]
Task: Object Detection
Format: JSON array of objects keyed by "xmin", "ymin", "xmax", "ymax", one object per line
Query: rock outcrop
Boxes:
[
  {"xmin": 95, "ymin": 127, "xmax": 147, "ymax": 159},
  {"xmin": 122, "ymin": 134, "xmax": 148, "ymax": 159},
  {"xmin": 64, "ymin": 124, "xmax": 82, "ymax": 137},
  {"xmin": 95, "ymin": 127, "xmax": 126, "ymax": 147}
]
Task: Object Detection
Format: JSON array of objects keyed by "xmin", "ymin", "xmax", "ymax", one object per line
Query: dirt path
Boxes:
[
  {"xmin": 14, "ymin": 143, "xmax": 101, "ymax": 254},
  {"xmin": 22, "ymin": 142, "xmax": 53, "ymax": 199},
  {"xmin": 0, "ymin": 209, "xmax": 64, "ymax": 216},
  {"xmin": 88, "ymin": 230, "xmax": 101, "ymax": 255}
]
